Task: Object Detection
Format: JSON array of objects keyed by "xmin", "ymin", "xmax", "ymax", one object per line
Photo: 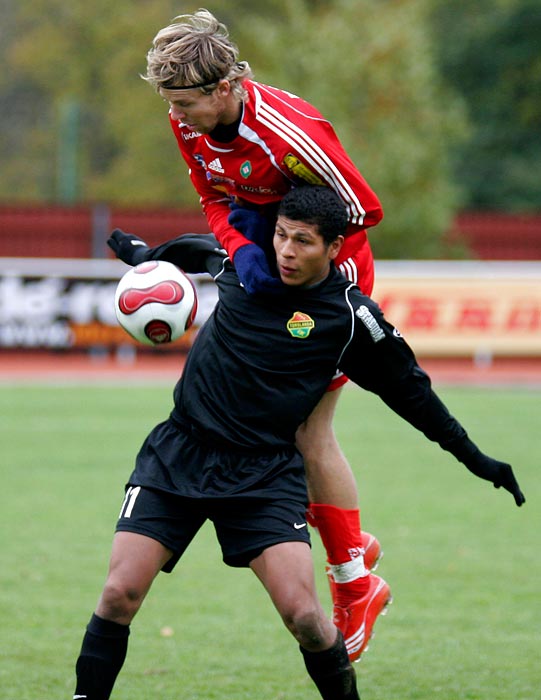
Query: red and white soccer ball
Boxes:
[{"xmin": 114, "ymin": 261, "xmax": 198, "ymax": 345}]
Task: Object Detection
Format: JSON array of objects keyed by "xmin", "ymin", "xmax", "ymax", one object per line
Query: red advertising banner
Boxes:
[{"xmin": 372, "ymin": 261, "xmax": 541, "ymax": 356}]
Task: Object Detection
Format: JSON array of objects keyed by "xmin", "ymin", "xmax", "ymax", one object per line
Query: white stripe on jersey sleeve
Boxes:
[
  {"xmin": 236, "ymin": 85, "xmax": 288, "ymax": 175},
  {"xmin": 253, "ymin": 89, "xmax": 367, "ymax": 225},
  {"xmin": 256, "ymin": 83, "xmax": 330, "ymax": 124},
  {"xmin": 338, "ymin": 257, "xmax": 358, "ymax": 284}
]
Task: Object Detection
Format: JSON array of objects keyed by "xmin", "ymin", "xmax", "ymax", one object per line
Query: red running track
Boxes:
[{"xmin": 1, "ymin": 351, "xmax": 541, "ymax": 387}]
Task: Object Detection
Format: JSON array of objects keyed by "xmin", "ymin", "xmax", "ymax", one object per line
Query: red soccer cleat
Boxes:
[
  {"xmin": 332, "ymin": 573, "xmax": 392, "ymax": 662},
  {"xmin": 359, "ymin": 531, "xmax": 382, "ymax": 573}
]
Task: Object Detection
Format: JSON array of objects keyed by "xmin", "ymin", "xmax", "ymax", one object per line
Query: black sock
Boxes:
[
  {"xmin": 74, "ymin": 613, "xmax": 130, "ymax": 700},
  {"xmin": 300, "ymin": 631, "xmax": 360, "ymax": 700}
]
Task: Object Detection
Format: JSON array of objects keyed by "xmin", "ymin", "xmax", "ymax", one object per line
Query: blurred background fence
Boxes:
[{"xmin": 1, "ymin": 207, "xmax": 541, "ymax": 260}]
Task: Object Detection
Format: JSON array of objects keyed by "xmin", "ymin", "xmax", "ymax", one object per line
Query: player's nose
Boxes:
[
  {"xmin": 281, "ymin": 239, "xmax": 296, "ymax": 257},
  {"xmin": 170, "ymin": 104, "xmax": 186, "ymax": 121}
]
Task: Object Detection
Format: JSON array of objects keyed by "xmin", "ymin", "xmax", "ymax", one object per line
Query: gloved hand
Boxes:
[
  {"xmin": 107, "ymin": 229, "xmax": 150, "ymax": 266},
  {"xmin": 228, "ymin": 203, "xmax": 274, "ymax": 249},
  {"xmin": 462, "ymin": 449, "xmax": 525, "ymax": 507},
  {"xmin": 233, "ymin": 244, "xmax": 283, "ymax": 296}
]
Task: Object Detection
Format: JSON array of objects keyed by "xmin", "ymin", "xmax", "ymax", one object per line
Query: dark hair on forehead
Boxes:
[{"xmin": 278, "ymin": 186, "xmax": 348, "ymax": 244}]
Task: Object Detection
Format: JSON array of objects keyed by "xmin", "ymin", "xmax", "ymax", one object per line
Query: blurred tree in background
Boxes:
[
  {"xmin": 0, "ymin": 0, "xmax": 538, "ymax": 257},
  {"xmin": 1, "ymin": 0, "xmax": 186, "ymax": 204},
  {"xmin": 432, "ymin": 0, "xmax": 541, "ymax": 212}
]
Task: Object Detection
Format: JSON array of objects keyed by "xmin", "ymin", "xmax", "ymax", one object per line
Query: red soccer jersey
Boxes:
[{"xmin": 170, "ymin": 80, "xmax": 383, "ymax": 263}]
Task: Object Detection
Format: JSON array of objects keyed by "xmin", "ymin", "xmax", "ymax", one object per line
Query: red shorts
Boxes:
[{"xmin": 328, "ymin": 230, "xmax": 374, "ymax": 391}]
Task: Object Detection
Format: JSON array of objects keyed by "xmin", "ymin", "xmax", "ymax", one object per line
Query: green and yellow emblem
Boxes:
[
  {"xmin": 287, "ymin": 311, "xmax": 315, "ymax": 338},
  {"xmin": 240, "ymin": 160, "xmax": 252, "ymax": 178}
]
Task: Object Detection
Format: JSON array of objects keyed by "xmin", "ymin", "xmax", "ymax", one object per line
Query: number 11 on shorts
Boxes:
[{"xmin": 118, "ymin": 486, "xmax": 141, "ymax": 519}]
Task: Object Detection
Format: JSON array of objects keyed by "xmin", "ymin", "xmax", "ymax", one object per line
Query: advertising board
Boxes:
[{"xmin": 1, "ymin": 259, "xmax": 540, "ymax": 358}]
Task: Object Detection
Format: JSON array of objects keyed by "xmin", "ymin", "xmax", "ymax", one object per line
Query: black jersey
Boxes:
[{"xmin": 143, "ymin": 234, "xmax": 468, "ymax": 456}]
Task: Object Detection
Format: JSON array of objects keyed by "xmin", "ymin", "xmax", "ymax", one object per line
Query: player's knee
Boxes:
[
  {"xmin": 282, "ymin": 604, "xmax": 328, "ymax": 649},
  {"xmin": 99, "ymin": 579, "xmax": 145, "ymax": 622}
]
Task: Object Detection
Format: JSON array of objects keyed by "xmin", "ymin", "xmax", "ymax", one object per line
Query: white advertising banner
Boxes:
[
  {"xmin": 0, "ymin": 258, "xmax": 217, "ymax": 351},
  {"xmin": 1, "ymin": 258, "xmax": 540, "ymax": 356}
]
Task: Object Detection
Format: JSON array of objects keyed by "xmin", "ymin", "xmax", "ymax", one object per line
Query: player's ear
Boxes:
[
  {"xmin": 215, "ymin": 79, "xmax": 231, "ymax": 97},
  {"xmin": 328, "ymin": 235, "xmax": 344, "ymax": 261}
]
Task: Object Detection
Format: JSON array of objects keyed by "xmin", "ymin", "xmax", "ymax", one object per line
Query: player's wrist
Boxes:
[
  {"xmin": 447, "ymin": 436, "xmax": 482, "ymax": 465},
  {"xmin": 232, "ymin": 240, "xmax": 254, "ymax": 262}
]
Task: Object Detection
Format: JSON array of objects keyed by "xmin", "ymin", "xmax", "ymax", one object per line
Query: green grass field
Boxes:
[{"xmin": 1, "ymin": 382, "xmax": 539, "ymax": 699}]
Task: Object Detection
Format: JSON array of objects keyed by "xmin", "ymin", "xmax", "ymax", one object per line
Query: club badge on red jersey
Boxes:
[{"xmin": 240, "ymin": 160, "xmax": 252, "ymax": 178}]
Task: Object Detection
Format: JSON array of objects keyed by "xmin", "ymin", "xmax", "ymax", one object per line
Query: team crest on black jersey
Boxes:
[{"xmin": 287, "ymin": 311, "xmax": 315, "ymax": 338}]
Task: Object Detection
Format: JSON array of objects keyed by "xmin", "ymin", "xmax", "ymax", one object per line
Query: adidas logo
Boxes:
[{"xmin": 208, "ymin": 157, "xmax": 224, "ymax": 173}]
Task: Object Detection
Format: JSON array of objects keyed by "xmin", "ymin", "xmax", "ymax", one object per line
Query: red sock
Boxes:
[{"xmin": 307, "ymin": 503, "xmax": 369, "ymax": 604}]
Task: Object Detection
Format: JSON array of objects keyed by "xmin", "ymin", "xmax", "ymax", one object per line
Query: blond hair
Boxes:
[{"xmin": 144, "ymin": 8, "xmax": 252, "ymax": 99}]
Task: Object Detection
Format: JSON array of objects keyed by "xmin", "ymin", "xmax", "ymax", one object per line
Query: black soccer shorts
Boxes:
[{"xmin": 115, "ymin": 484, "xmax": 311, "ymax": 570}]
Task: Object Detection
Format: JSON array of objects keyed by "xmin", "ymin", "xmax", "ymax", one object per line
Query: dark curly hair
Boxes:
[{"xmin": 277, "ymin": 186, "xmax": 348, "ymax": 245}]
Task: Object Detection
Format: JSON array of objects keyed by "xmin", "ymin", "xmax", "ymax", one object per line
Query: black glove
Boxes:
[
  {"xmin": 455, "ymin": 439, "xmax": 525, "ymax": 507},
  {"xmin": 107, "ymin": 229, "xmax": 150, "ymax": 266},
  {"xmin": 233, "ymin": 244, "xmax": 283, "ymax": 296},
  {"xmin": 228, "ymin": 203, "xmax": 274, "ymax": 249}
]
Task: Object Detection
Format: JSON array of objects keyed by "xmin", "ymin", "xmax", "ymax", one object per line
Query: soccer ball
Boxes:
[{"xmin": 114, "ymin": 260, "xmax": 197, "ymax": 345}]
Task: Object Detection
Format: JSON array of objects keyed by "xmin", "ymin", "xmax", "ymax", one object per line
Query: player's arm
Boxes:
[
  {"xmin": 107, "ymin": 230, "xmax": 227, "ymax": 277},
  {"xmin": 186, "ymin": 164, "xmax": 248, "ymax": 256},
  {"xmin": 185, "ymin": 165, "xmax": 281, "ymax": 294},
  {"xmin": 200, "ymin": 194, "xmax": 252, "ymax": 258},
  {"xmin": 197, "ymin": 196, "xmax": 282, "ymax": 295},
  {"xmin": 339, "ymin": 297, "xmax": 525, "ymax": 507},
  {"xmin": 277, "ymin": 118, "xmax": 383, "ymax": 232}
]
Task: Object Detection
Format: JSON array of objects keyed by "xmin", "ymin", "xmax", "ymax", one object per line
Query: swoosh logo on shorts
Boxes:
[{"xmin": 294, "ymin": 522, "xmax": 307, "ymax": 529}]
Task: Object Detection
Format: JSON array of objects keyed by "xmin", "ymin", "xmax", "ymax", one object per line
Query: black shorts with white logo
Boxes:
[
  {"xmin": 115, "ymin": 485, "xmax": 311, "ymax": 569},
  {"xmin": 115, "ymin": 419, "xmax": 310, "ymax": 569}
]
